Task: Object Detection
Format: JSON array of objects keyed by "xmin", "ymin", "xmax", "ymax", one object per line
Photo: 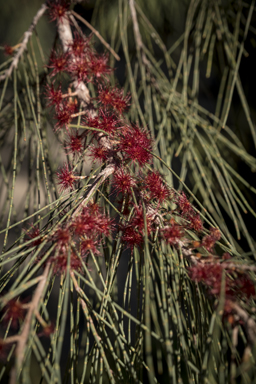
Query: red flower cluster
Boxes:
[
  {"xmin": 56, "ymin": 163, "xmax": 77, "ymax": 191},
  {"xmin": 85, "ymin": 109, "xmax": 121, "ymax": 135},
  {"xmin": 144, "ymin": 171, "xmax": 170, "ymax": 204},
  {"xmin": 43, "ymin": 8, "xmax": 255, "ymax": 325},
  {"xmin": 65, "ymin": 131, "xmax": 85, "ymax": 156},
  {"xmin": 120, "ymin": 205, "xmax": 153, "ymax": 249},
  {"xmin": 50, "ymin": 203, "xmax": 113, "ymax": 273},
  {"xmin": 202, "ymin": 227, "xmax": 221, "ymax": 252},
  {"xmin": 119, "ymin": 125, "xmax": 153, "ymax": 166},
  {"xmin": 188, "ymin": 262, "xmax": 255, "ymax": 300},
  {"xmin": 89, "ymin": 145, "xmax": 109, "ymax": 163},
  {"xmin": 177, "ymin": 191, "xmax": 203, "ymax": 232},
  {"xmin": 113, "ymin": 168, "xmax": 135, "ymax": 194},
  {"xmin": 162, "ymin": 222, "xmax": 184, "ymax": 246},
  {"xmin": 98, "ymin": 85, "xmax": 130, "ymax": 114}
]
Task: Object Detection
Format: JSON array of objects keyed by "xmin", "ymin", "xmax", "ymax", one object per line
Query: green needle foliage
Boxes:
[{"xmin": 0, "ymin": 1, "xmax": 256, "ymax": 383}]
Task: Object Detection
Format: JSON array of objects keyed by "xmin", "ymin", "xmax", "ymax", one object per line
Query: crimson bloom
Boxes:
[
  {"xmin": 2, "ymin": 299, "xmax": 26, "ymax": 329},
  {"xmin": 202, "ymin": 227, "xmax": 221, "ymax": 252},
  {"xmin": 121, "ymin": 225, "xmax": 143, "ymax": 249},
  {"xmin": 56, "ymin": 163, "xmax": 76, "ymax": 191},
  {"xmin": 177, "ymin": 192, "xmax": 193, "ymax": 216},
  {"xmin": 3, "ymin": 44, "xmax": 14, "ymax": 56},
  {"xmin": 162, "ymin": 223, "xmax": 184, "ymax": 246},
  {"xmin": 98, "ymin": 85, "xmax": 130, "ymax": 114},
  {"xmin": 85, "ymin": 109, "xmax": 121, "ymax": 136},
  {"xmin": 67, "ymin": 57, "xmax": 90, "ymax": 82},
  {"xmin": 65, "ymin": 131, "xmax": 85, "ymax": 156},
  {"xmin": 25, "ymin": 225, "xmax": 42, "ymax": 247},
  {"xmin": 54, "ymin": 99, "xmax": 77, "ymax": 129},
  {"xmin": 89, "ymin": 53, "xmax": 113, "ymax": 80},
  {"xmin": 48, "ymin": 0, "xmax": 70, "ymax": 23},
  {"xmin": 144, "ymin": 171, "xmax": 170, "ymax": 203},
  {"xmin": 45, "ymin": 83, "xmax": 63, "ymax": 109},
  {"xmin": 119, "ymin": 125, "xmax": 153, "ymax": 166},
  {"xmin": 53, "ymin": 250, "xmax": 83, "ymax": 274},
  {"xmin": 113, "ymin": 168, "xmax": 135, "ymax": 194},
  {"xmin": 188, "ymin": 213, "xmax": 203, "ymax": 232},
  {"xmin": 188, "ymin": 263, "xmax": 224, "ymax": 295},
  {"xmin": 89, "ymin": 145, "xmax": 109, "ymax": 163},
  {"xmin": 68, "ymin": 32, "xmax": 92, "ymax": 57},
  {"xmin": 48, "ymin": 51, "xmax": 69, "ymax": 77}
]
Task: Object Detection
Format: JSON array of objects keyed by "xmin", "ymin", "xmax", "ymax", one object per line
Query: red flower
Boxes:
[
  {"xmin": 45, "ymin": 83, "xmax": 63, "ymax": 109},
  {"xmin": 121, "ymin": 225, "xmax": 143, "ymax": 249},
  {"xmin": 81, "ymin": 238, "xmax": 99, "ymax": 256},
  {"xmin": 144, "ymin": 171, "xmax": 170, "ymax": 203},
  {"xmin": 84, "ymin": 110, "xmax": 121, "ymax": 136},
  {"xmin": 177, "ymin": 192, "xmax": 193, "ymax": 215},
  {"xmin": 113, "ymin": 168, "xmax": 135, "ymax": 194},
  {"xmin": 202, "ymin": 228, "xmax": 221, "ymax": 252},
  {"xmin": 56, "ymin": 163, "xmax": 76, "ymax": 191},
  {"xmin": 98, "ymin": 110, "xmax": 121, "ymax": 134},
  {"xmin": 130, "ymin": 205, "xmax": 153, "ymax": 234},
  {"xmin": 3, "ymin": 44, "xmax": 14, "ymax": 56},
  {"xmin": 119, "ymin": 205, "xmax": 153, "ymax": 249},
  {"xmin": 98, "ymin": 85, "xmax": 130, "ymax": 114},
  {"xmin": 54, "ymin": 226, "xmax": 71, "ymax": 247},
  {"xmin": 119, "ymin": 125, "xmax": 153, "ymax": 166},
  {"xmin": 89, "ymin": 53, "xmax": 113, "ymax": 80},
  {"xmin": 25, "ymin": 225, "xmax": 42, "ymax": 247},
  {"xmin": 53, "ymin": 250, "xmax": 83, "ymax": 274},
  {"xmin": 222, "ymin": 252, "xmax": 231, "ymax": 260},
  {"xmin": 162, "ymin": 223, "xmax": 184, "ymax": 246},
  {"xmin": 89, "ymin": 145, "xmax": 109, "ymax": 163},
  {"xmin": 55, "ymin": 108, "xmax": 72, "ymax": 129},
  {"xmin": 68, "ymin": 32, "xmax": 92, "ymax": 57},
  {"xmin": 188, "ymin": 264, "xmax": 223, "ymax": 293},
  {"xmin": 96, "ymin": 215, "xmax": 114, "ymax": 237},
  {"xmin": 234, "ymin": 275, "xmax": 255, "ymax": 298},
  {"xmin": 54, "ymin": 99, "xmax": 77, "ymax": 129},
  {"xmin": 67, "ymin": 57, "xmax": 90, "ymax": 82},
  {"xmin": 210, "ymin": 227, "xmax": 221, "ymax": 241},
  {"xmin": 72, "ymin": 215, "xmax": 97, "ymax": 237},
  {"xmin": 48, "ymin": 51, "xmax": 69, "ymax": 77},
  {"xmin": 2, "ymin": 299, "xmax": 26, "ymax": 329},
  {"xmin": 72, "ymin": 204, "xmax": 113, "ymax": 238},
  {"xmin": 48, "ymin": 0, "xmax": 70, "ymax": 23},
  {"xmin": 65, "ymin": 131, "xmax": 85, "ymax": 155},
  {"xmin": 188, "ymin": 213, "xmax": 203, "ymax": 232}
]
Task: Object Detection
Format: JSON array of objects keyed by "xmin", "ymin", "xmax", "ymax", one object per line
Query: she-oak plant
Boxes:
[{"xmin": 0, "ymin": 0, "xmax": 256, "ymax": 383}]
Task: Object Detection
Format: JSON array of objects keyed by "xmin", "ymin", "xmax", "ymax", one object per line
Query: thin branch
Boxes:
[
  {"xmin": 72, "ymin": 164, "xmax": 115, "ymax": 218},
  {"xmin": 9, "ymin": 263, "xmax": 51, "ymax": 384},
  {"xmin": 129, "ymin": 0, "xmax": 150, "ymax": 67},
  {"xmin": 57, "ymin": 16, "xmax": 91, "ymax": 107},
  {"xmin": 129, "ymin": 0, "xmax": 143, "ymax": 49},
  {"xmin": 228, "ymin": 300, "xmax": 256, "ymax": 346},
  {"xmin": 0, "ymin": 3, "xmax": 48, "ymax": 82},
  {"xmin": 71, "ymin": 10, "xmax": 120, "ymax": 61}
]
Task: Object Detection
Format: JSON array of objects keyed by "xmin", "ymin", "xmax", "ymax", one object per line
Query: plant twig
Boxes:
[
  {"xmin": 0, "ymin": 3, "xmax": 47, "ymax": 82},
  {"xmin": 228, "ymin": 300, "xmax": 256, "ymax": 346},
  {"xmin": 71, "ymin": 10, "xmax": 120, "ymax": 61},
  {"xmin": 129, "ymin": 0, "xmax": 150, "ymax": 67},
  {"xmin": 72, "ymin": 164, "xmax": 115, "ymax": 218},
  {"xmin": 9, "ymin": 263, "xmax": 50, "ymax": 384}
]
